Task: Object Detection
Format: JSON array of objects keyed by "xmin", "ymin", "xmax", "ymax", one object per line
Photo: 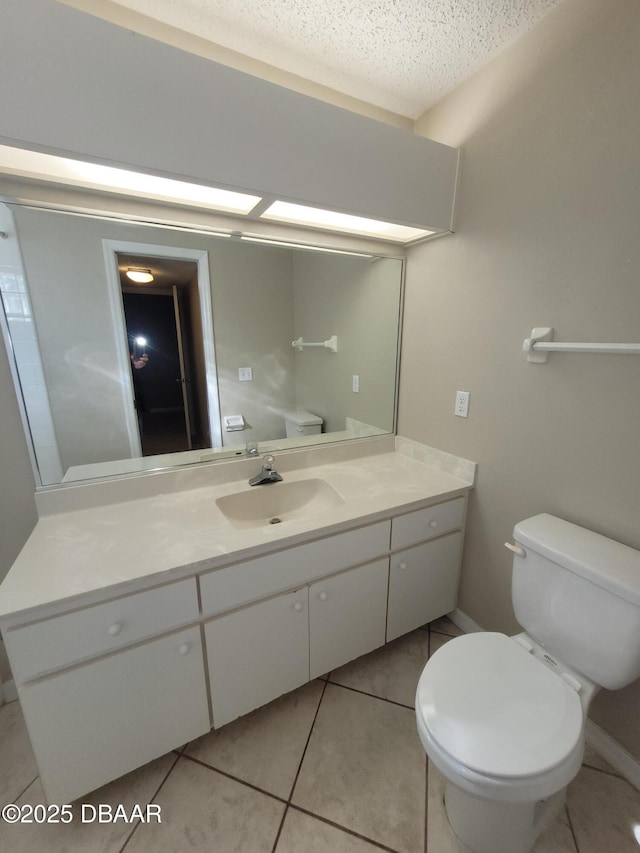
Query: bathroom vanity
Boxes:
[{"xmin": 0, "ymin": 437, "xmax": 474, "ymax": 803}]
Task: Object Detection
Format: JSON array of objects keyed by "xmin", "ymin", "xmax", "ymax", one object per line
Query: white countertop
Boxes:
[{"xmin": 0, "ymin": 441, "xmax": 474, "ymax": 623}]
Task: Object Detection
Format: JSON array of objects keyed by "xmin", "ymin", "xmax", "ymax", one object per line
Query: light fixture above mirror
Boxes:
[
  {"xmin": 260, "ymin": 201, "xmax": 435, "ymax": 242},
  {"xmin": 0, "ymin": 144, "xmax": 439, "ymax": 245}
]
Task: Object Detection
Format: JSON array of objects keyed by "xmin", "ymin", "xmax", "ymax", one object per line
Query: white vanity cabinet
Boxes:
[
  {"xmin": 5, "ymin": 579, "xmax": 210, "ymax": 804},
  {"xmin": 205, "ymin": 556, "xmax": 390, "ymax": 726},
  {"xmin": 202, "ymin": 522, "xmax": 391, "ymax": 725},
  {"xmin": 387, "ymin": 498, "xmax": 465, "ymax": 641},
  {"xmin": 0, "ymin": 476, "xmax": 470, "ymax": 804}
]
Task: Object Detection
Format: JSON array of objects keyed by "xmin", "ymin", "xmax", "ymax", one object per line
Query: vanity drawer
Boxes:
[
  {"xmin": 199, "ymin": 520, "xmax": 391, "ymax": 617},
  {"xmin": 5, "ymin": 578, "xmax": 199, "ymax": 682},
  {"xmin": 391, "ymin": 497, "xmax": 465, "ymax": 551}
]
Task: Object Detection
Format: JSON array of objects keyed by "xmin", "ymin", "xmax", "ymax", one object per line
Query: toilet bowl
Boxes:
[
  {"xmin": 415, "ymin": 514, "xmax": 640, "ymax": 853},
  {"xmin": 416, "ymin": 632, "xmax": 585, "ymax": 853}
]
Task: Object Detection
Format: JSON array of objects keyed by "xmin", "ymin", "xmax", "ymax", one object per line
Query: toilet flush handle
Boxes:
[{"xmin": 504, "ymin": 542, "xmax": 526, "ymax": 558}]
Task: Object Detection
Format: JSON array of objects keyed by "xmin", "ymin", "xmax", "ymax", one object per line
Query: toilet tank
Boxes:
[
  {"xmin": 284, "ymin": 410, "xmax": 323, "ymax": 438},
  {"xmin": 511, "ymin": 514, "xmax": 640, "ymax": 690}
]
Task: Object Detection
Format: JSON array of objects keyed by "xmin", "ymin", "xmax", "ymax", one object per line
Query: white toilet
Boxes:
[
  {"xmin": 283, "ymin": 409, "xmax": 323, "ymax": 438},
  {"xmin": 415, "ymin": 513, "xmax": 640, "ymax": 853}
]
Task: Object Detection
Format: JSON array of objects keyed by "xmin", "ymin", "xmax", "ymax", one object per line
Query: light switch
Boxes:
[
  {"xmin": 239, "ymin": 367, "xmax": 252, "ymax": 381},
  {"xmin": 352, "ymin": 374, "xmax": 360, "ymax": 393}
]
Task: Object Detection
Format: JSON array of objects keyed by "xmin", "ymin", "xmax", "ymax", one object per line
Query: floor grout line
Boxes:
[
  {"xmin": 325, "ymin": 679, "xmax": 415, "ymax": 711},
  {"xmin": 118, "ymin": 750, "xmax": 181, "ymax": 852},
  {"xmin": 180, "ymin": 752, "xmax": 288, "ymax": 805},
  {"xmin": 173, "ymin": 678, "xmax": 404, "ymax": 852},
  {"xmin": 11, "ymin": 773, "xmax": 39, "ymax": 804},
  {"xmin": 580, "ymin": 761, "xmax": 625, "ymax": 781},
  {"xmin": 564, "ymin": 802, "xmax": 581, "ymax": 853},
  {"xmin": 286, "ymin": 677, "xmax": 329, "ymax": 803},
  {"xmin": 270, "ymin": 678, "xmax": 331, "ymax": 851},
  {"xmin": 429, "ymin": 628, "xmax": 460, "ymax": 640},
  {"xmin": 287, "ymin": 804, "xmax": 400, "ymax": 852}
]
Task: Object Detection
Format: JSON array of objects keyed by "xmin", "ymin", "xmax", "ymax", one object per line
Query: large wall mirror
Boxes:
[{"xmin": 0, "ymin": 196, "xmax": 403, "ymax": 487}]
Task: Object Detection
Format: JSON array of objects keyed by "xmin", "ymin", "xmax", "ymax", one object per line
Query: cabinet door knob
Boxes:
[
  {"xmin": 293, "ymin": 601, "xmax": 304, "ymax": 612},
  {"xmin": 318, "ymin": 591, "xmax": 328, "ymax": 601},
  {"xmin": 178, "ymin": 642, "xmax": 191, "ymax": 655},
  {"xmin": 398, "ymin": 561, "xmax": 407, "ymax": 570},
  {"xmin": 107, "ymin": 621, "xmax": 122, "ymax": 636},
  {"xmin": 428, "ymin": 520, "xmax": 438, "ymax": 528}
]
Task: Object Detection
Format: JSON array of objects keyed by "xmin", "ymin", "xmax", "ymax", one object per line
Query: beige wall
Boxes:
[
  {"xmin": 211, "ymin": 241, "xmax": 295, "ymax": 447},
  {"xmin": 292, "ymin": 254, "xmax": 402, "ymax": 433},
  {"xmin": 401, "ymin": 0, "xmax": 640, "ymax": 759}
]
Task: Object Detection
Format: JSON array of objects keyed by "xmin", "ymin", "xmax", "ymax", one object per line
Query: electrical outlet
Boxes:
[
  {"xmin": 238, "ymin": 367, "xmax": 252, "ymax": 381},
  {"xmin": 352, "ymin": 374, "xmax": 360, "ymax": 393},
  {"xmin": 454, "ymin": 390, "xmax": 470, "ymax": 417}
]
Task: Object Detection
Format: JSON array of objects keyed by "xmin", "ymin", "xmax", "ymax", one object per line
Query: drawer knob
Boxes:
[
  {"xmin": 428, "ymin": 520, "xmax": 439, "ymax": 528},
  {"xmin": 107, "ymin": 621, "xmax": 123, "ymax": 636},
  {"xmin": 318, "ymin": 591, "xmax": 328, "ymax": 601},
  {"xmin": 178, "ymin": 642, "xmax": 191, "ymax": 655},
  {"xmin": 293, "ymin": 602, "xmax": 304, "ymax": 612},
  {"xmin": 398, "ymin": 561, "xmax": 407, "ymax": 570}
]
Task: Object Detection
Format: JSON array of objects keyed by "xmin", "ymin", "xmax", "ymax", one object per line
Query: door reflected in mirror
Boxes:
[{"xmin": 0, "ymin": 200, "xmax": 403, "ymax": 486}]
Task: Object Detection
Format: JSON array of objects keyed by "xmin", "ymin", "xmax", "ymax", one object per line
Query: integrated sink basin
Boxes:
[{"xmin": 216, "ymin": 478, "xmax": 345, "ymax": 529}]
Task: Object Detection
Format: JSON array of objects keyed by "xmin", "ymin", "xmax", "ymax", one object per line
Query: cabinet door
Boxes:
[
  {"xmin": 18, "ymin": 627, "xmax": 210, "ymax": 804},
  {"xmin": 206, "ymin": 589, "xmax": 309, "ymax": 727},
  {"xmin": 309, "ymin": 559, "xmax": 388, "ymax": 680},
  {"xmin": 387, "ymin": 532, "xmax": 462, "ymax": 642}
]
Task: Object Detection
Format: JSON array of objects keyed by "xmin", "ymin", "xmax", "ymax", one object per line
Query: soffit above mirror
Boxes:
[
  {"xmin": 0, "ymin": 145, "xmax": 435, "ymax": 245},
  {"xmin": 1, "ymin": 0, "xmax": 460, "ymax": 244}
]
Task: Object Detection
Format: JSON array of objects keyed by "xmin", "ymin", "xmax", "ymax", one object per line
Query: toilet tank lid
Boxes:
[
  {"xmin": 514, "ymin": 514, "xmax": 640, "ymax": 606},
  {"xmin": 284, "ymin": 410, "xmax": 323, "ymax": 426}
]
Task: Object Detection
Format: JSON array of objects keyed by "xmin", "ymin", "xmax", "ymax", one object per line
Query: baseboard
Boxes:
[
  {"xmin": 585, "ymin": 719, "xmax": 640, "ymax": 792},
  {"xmin": 0, "ymin": 678, "xmax": 17, "ymax": 704},
  {"xmin": 449, "ymin": 608, "xmax": 640, "ymax": 794},
  {"xmin": 447, "ymin": 608, "xmax": 484, "ymax": 634}
]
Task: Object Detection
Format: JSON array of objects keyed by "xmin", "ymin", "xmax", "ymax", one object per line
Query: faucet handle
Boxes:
[{"xmin": 263, "ymin": 454, "xmax": 275, "ymax": 470}]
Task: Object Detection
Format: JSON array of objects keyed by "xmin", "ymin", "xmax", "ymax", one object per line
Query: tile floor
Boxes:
[{"xmin": 1, "ymin": 617, "xmax": 639, "ymax": 852}]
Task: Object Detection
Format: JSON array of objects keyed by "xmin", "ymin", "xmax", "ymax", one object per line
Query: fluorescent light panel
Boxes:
[
  {"xmin": 261, "ymin": 201, "xmax": 434, "ymax": 243},
  {"xmin": 0, "ymin": 145, "xmax": 433, "ymax": 242},
  {"xmin": 0, "ymin": 145, "xmax": 261, "ymax": 214}
]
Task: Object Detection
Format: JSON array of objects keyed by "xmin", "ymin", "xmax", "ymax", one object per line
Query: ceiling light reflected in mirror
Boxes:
[{"xmin": 126, "ymin": 268, "xmax": 154, "ymax": 283}]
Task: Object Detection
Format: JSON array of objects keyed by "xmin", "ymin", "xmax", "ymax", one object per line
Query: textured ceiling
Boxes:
[{"xmin": 110, "ymin": 0, "xmax": 565, "ymax": 119}]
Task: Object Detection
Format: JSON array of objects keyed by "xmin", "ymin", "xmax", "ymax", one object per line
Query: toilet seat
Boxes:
[{"xmin": 416, "ymin": 633, "xmax": 584, "ymax": 799}]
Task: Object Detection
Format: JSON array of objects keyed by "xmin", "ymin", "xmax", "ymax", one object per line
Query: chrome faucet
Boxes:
[{"xmin": 248, "ymin": 455, "xmax": 283, "ymax": 486}]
